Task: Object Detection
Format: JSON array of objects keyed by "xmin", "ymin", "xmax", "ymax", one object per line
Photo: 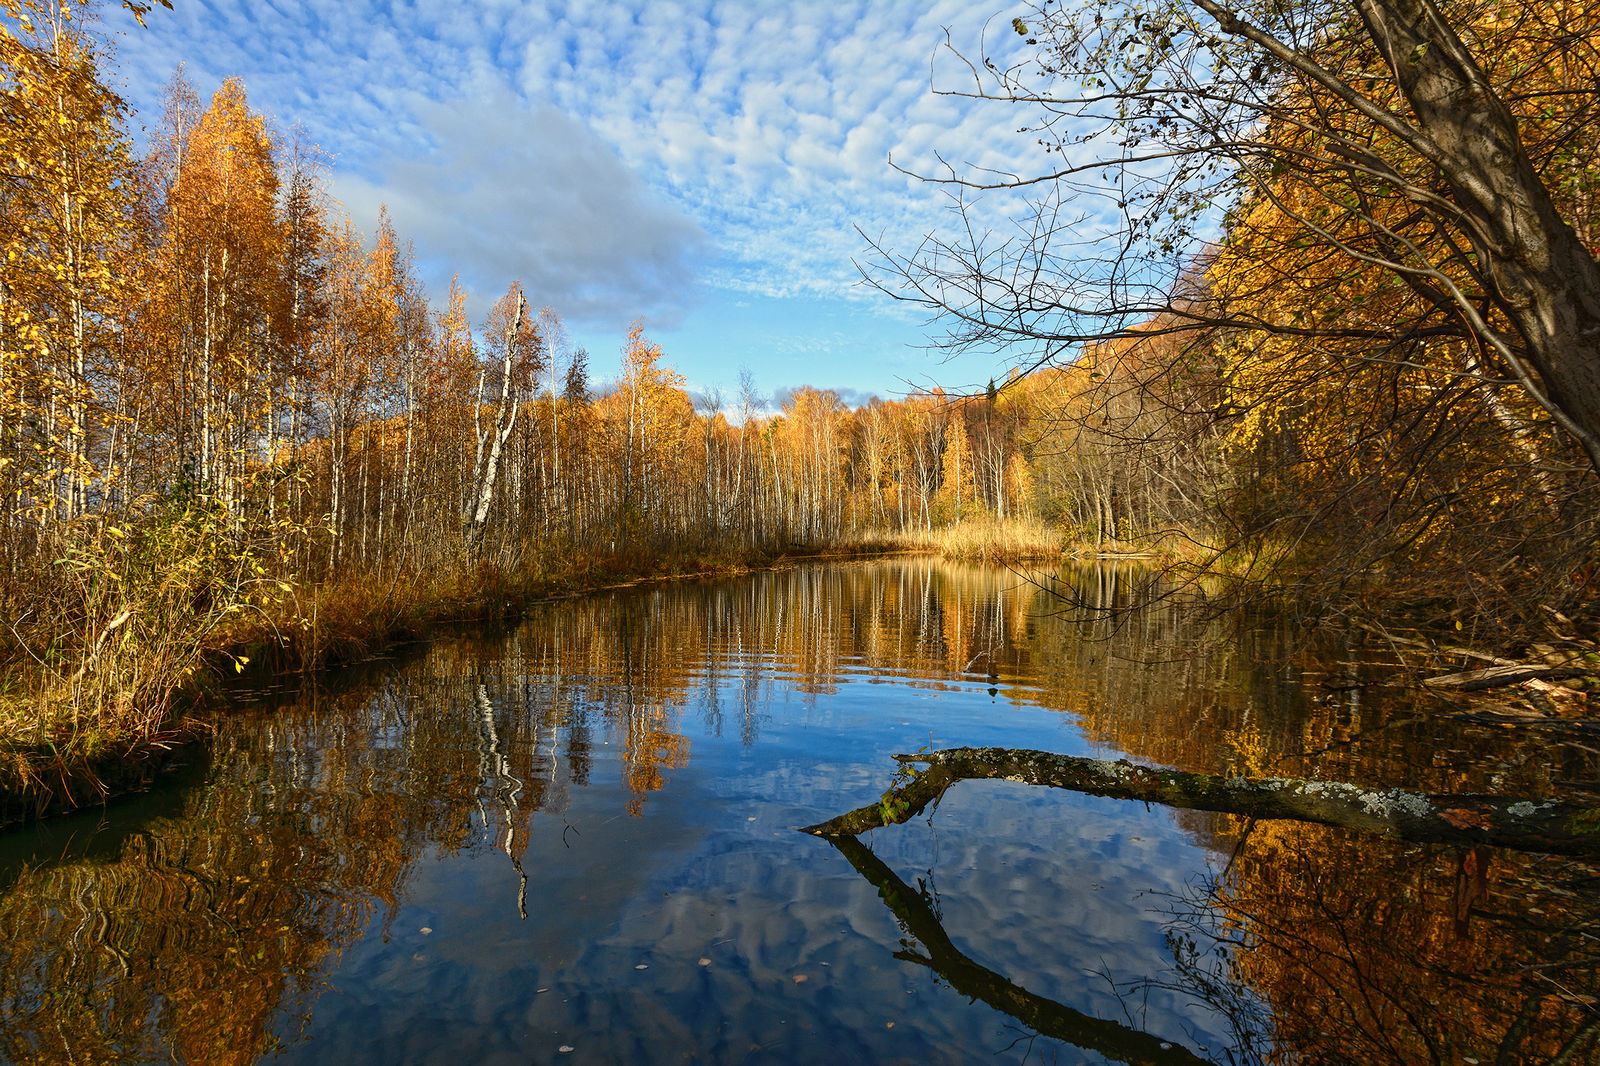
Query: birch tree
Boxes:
[{"xmin": 466, "ymin": 283, "xmax": 538, "ymax": 548}]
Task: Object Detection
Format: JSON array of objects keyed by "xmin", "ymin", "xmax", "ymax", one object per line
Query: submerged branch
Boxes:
[{"xmin": 803, "ymin": 747, "xmax": 1600, "ymax": 855}]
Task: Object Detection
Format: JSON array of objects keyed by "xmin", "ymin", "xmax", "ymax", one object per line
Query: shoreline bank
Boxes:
[{"xmin": 0, "ymin": 536, "xmax": 1068, "ymax": 829}]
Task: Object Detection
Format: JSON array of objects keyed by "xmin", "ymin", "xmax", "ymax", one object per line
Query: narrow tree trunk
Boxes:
[{"xmin": 468, "ymin": 292, "xmax": 525, "ymax": 543}]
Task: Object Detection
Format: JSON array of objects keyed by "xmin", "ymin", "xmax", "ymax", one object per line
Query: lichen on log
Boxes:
[{"xmin": 802, "ymin": 746, "xmax": 1600, "ymax": 855}]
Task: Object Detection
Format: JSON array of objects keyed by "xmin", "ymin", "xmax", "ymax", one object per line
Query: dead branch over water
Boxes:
[{"xmin": 805, "ymin": 747, "xmax": 1600, "ymax": 855}]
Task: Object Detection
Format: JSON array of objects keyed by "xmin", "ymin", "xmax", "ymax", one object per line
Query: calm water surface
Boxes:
[{"xmin": 2, "ymin": 561, "xmax": 1597, "ymax": 1064}]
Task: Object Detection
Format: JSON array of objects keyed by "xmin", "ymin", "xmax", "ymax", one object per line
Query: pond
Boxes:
[{"xmin": 1, "ymin": 560, "xmax": 1597, "ymax": 1064}]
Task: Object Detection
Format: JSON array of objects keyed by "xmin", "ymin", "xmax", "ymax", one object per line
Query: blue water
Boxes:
[
  {"xmin": 6, "ymin": 560, "xmax": 1580, "ymax": 1065},
  {"xmin": 275, "ymin": 672, "xmax": 1229, "ymax": 1064}
]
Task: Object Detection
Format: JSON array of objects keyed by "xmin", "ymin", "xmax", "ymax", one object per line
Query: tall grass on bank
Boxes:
[
  {"xmin": 0, "ymin": 524, "xmax": 804, "ymax": 811},
  {"xmin": 844, "ymin": 518, "xmax": 1065, "ymax": 564},
  {"xmin": 258, "ymin": 543, "xmax": 780, "ymax": 676},
  {"xmin": 0, "ymin": 493, "xmax": 300, "ymax": 791}
]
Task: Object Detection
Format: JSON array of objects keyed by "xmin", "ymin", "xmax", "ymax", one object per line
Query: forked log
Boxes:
[{"xmin": 803, "ymin": 747, "xmax": 1600, "ymax": 855}]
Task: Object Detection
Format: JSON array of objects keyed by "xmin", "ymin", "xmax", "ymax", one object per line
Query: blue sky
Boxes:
[{"xmin": 98, "ymin": 0, "xmax": 1053, "ymax": 407}]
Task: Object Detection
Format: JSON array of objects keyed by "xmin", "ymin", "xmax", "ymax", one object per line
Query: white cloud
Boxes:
[
  {"xmin": 101, "ymin": 0, "xmax": 1082, "ymax": 326},
  {"xmin": 333, "ymin": 93, "xmax": 708, "ymax": 329}
]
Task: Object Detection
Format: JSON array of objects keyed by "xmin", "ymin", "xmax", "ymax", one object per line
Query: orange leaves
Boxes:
[
  {"xmin": 618, "ymin": 321, "xmax": 684, "ymax": 398},
  {"xmin": 0, "ymin": 0, "xmax": 138, "ymax": 521},
  {"xmin": 1440, "ymin": 808, "xmax": 1495, "ymax": 831}
]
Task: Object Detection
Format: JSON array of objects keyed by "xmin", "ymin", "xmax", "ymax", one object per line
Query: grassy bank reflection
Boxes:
[{"xmin": 0, "ymin": 560, "xmax": 1591, "ymax": 1062}]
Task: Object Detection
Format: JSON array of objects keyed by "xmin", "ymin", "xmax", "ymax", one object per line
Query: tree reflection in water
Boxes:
[
  {"xmin": 1158, "ymin": 819, "xmax": 1600, "ymax": 1064},
  {"xmin": 0, "ymin": 560, "xmax": 1593, "ymax": 1063},
  {"xmin": 825, "ymin": 807, "xmax": 1600, "ymax": 1065},
  {"xmin": 826, "ymin": 833, "xmax": 1216, "ymax": 1065}
]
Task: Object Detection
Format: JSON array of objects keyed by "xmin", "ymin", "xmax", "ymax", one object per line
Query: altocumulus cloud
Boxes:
[
  {"xmin": 101, "ymin": 0, "xmax": 1057, "ymax": 363},
  {"xmin": 334, "ymin": 93, "xmax": 708, "ymax": 328}
]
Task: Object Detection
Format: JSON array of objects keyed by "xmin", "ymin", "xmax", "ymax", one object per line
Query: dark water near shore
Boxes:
[{"xmin": 2, "ymin": 560, "xmax": 1597, "ymax": 1064}]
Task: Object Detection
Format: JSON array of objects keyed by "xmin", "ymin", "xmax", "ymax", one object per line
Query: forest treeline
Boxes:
[
  {"xmin": 4, "ymin": 0, "xmax": 1600, "ymax": 774},
  {"xmin": 0, "ymin": 2, "xmax": 1066, "ymax": 768}
]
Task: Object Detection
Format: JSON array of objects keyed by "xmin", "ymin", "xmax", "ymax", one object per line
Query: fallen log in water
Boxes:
[
  {"xmin": 1423, "ymin": 663, "xmax": 1592, "ymax": 691},
  {"xmin": 803, "ymin": 746, "xmax": 1600, "ymax": 855}
]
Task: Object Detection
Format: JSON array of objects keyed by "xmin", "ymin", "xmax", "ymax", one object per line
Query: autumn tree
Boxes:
[
  {"xmin": 601, "ymin": 324, "xmax": 687, "ymax": 547},
  {"xmin": 773, "ymin": 387, "xmax": 848, "ymax": 541},
  {"xmin": 465, "ymin": 282, "xmax": 541, "ymax": 550},
  {"xmin": 884, "ymin": 0, "xmax": 1600, "ymax": 453},
  {"xmin": 265, "ymin": 131, "xmax": 329, "ymax": 525},
  {"xmin": 871, "ymin": 0, "xmax": 1600, "ymax": 626},
  {"xmin": 0, "ymin": 0, "xmax": 135, "ymax": 534},
  {"xmin": 136, "ymin": 74, "xmax": 288, "ymax": 516},
  {"xmin": 937, "ymin": 404, "xmax": 974, "ymax": 523}
]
